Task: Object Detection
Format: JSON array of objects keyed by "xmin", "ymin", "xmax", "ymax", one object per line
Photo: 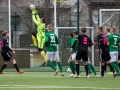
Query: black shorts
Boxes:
[
  {"xmin": 76, "ymin": 49, "xmax": 88, "ymax": 61},
  {"xmin": 99, "ymin": 50, "xmax": 111, "ymax": 62},
  {"xmin": 1, "ymin": 52, "xmax": 13, "ymax": 61}
]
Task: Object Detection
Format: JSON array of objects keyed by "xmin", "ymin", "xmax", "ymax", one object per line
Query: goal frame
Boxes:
[
  {"xmin": 55, "ymin": 27, "xmax": 95, "ymax": 66},
  {"xmin": 99, "ymin": 9, "xmax": 120, "ymax": 26}
]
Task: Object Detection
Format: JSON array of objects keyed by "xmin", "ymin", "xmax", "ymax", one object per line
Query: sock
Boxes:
[
  {"xmin": 104, "ymin": 63, "xmax": 107, "ymax": 71},
  {"xmin": 118, "ymin": 63, "xmax": 120, "ymax": 69},
  {"xmin": 0, "ymin": 64, "xmax": 7, "ymax": 72},
  {"xmin": 108, "ymin": 63, "xmax": 115, "ymax": 73},
  {"xmin": 89, "ymin": 64, "xmax": 97, "ymax": 75},
  {"xmin": 40, "ymin": 51, "xmax": 46, "ymax": 62},
  {"xmin": 75, "ymin": 64, "xmax": 79, "ymax": 75},
  {"xmin": 14, "ymin": 64, "xmax": 20, "ymax": 72},
  {"xmin": 85, "ymin": 65, "xmax": 89, "ymax": 76},
  {"xmin": 111, "ymin": 62, "xmax": 120, "ymax": 73},
  {"xmin": 47, "ymin": 61, "xmax": 56, "ymax": 71},
  {"xmin": 69, "ymin": 62, "xmax": 75, "ymax": 74},
  {"xmin": 57, "ymin": 62, "xmax": 63, "ymax": 73},
  {"xmin": 88, "ymin": 65, "xmax": 91, "ymax": 71},
  {"xmin": 101, "ymin": 65, "xmax": 105, "ymax": 76},
  {"xmin": 31, "ymin": 35, "xmax": 37, "ymax": 45}
]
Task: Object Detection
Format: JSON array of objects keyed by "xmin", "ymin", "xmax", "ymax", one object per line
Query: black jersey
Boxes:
[
  {"xmin": 0, "ymin": 37, "xmax": 12, "ymax": 52},
  {"xmin": 72, "ymin": 34, "xmax": 93, "ymax": 50},
  {"xmin": 97, "ymin": 34, "xmax": 109, "ymax": 51}
]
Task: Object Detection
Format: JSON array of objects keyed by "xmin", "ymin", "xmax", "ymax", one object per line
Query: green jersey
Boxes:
[
  {"xmin": 45, "ymin": 31, "xmax": 59, "ymax": 52},
  {"xmin": 32, "ymin": 14, "xmax": 45, "ymax": 37},
  {"xmin": 70, "ymin": 38, "xmax": 78, "ymax": 53},
  {"xmin": 107, "ymin": 34, "xmax": 120, "ymax": 52}
]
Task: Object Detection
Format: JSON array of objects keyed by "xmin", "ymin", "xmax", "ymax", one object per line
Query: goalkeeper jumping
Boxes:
[{"xmin": 31, "ymin": 8, "xmax": 46, "ymax": 65}]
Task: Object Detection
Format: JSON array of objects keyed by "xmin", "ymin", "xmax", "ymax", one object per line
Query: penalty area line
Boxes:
[{"xmin": 0, "ymin": 85, "xmax": 119, "ymax": 89}]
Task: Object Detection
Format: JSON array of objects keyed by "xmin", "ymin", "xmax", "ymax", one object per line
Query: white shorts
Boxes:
[
  {"xmin": 72, "ymin": 53, "xmax": 76, "ymax": 61},
  {"xmin": 46, "ymin": 51, "xmax": 59, "ymax": 61},
  {"xmin": 110, "ymin": 52, "xmax": 118, "ymax": 62}
]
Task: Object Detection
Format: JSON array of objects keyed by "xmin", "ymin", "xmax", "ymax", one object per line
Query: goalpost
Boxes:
[{"xmin": 55, "ymin": 27, "xmax": 95, "ymax": 66}]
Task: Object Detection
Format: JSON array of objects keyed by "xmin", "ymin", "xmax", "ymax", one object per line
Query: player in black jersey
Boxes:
[
  {"xmin": 96, "ymin": 27, "xmax": 115, "ymax": 78},
  {"xmin": 71, "ymin": 27, "xmax": 93, "ymax": 78},
  {"xmin": 0, "ymin": 30, "xmax": 24, "ymax": 74}
]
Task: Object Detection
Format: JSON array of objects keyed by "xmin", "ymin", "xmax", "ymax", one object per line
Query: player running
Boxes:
[
  {"xmin": 0, "ymin": 30, "xmax": 24, "ymax": 74},
  {"xmin": 96, "ymin": 27, "xmax": 115, "ymax": 78},
  {"xmin": 71, "ymin": 27, "xmax": 93, "ymax": 78},
  {"xmin": 107, "ymin": 26, "xmax": 120, "ymax": 76},
  {"xmin": 45, "ymin": 24, "xmax": 64, "ymax": 76},
  {"xmin": 31, "ymin": 8, "xmax": 46, "ymax": 65},
  {"xmin": 68, "ymin": 31, "xmax": 79, "ymax": 77}
]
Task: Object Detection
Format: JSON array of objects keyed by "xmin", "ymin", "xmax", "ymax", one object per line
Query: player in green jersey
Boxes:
[
  {"xmin": 68, "ymin": 31, "xmax": 79, "ymax": 77},
  {"xmin": 31, "ymin": 9, "xmax": 46, "ymax": 65},
  {"xmin": 107, "ymin": 26, "xmax": 120, "ymax": 76},
  {"xmin": 45, "ymin": 24, "xmax": 64, "ymax": 76}
]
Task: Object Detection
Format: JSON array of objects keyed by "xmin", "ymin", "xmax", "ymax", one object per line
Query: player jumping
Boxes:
[
  {"xmin": 45, "ymin": 24, "xmax": 64, "ymax": 76},
  {"xmin": 31, "ymin": 8, "xmax": 46, "ymax": 65},
  {"xmin": 0, "ymin": 30, "xmax": 24, "ymax": 74}
]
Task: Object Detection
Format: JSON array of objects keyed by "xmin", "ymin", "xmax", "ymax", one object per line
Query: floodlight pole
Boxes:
[
  {"xmin": 77, "ymin": 0, "xmax": 80, "ymax": 32},
  {"xmin": 8, "ymin": 0, "xmax": 11, "ymax": 48}
]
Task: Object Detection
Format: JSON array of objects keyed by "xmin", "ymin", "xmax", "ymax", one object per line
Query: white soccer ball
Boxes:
[
  {"xmin": 67, "ymin": 68, "xmax": 71, "ymax": 73},
  {"xmin": 30, "ymin": 4, "xmax": 35, "ymax": 10}
]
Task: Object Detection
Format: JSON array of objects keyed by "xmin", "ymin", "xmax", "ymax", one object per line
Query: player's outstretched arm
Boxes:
[{"xmin": 32, "ymin": 14, "xmax": 39, "ymax": 25}]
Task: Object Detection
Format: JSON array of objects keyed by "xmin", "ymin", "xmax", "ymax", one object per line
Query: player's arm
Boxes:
[
  {"xmin": 36, "ymin": 14, "xmax": 40, "ymax": 21},
  {"xmin": 32, "ymin": 15, "xmax": 39, "ymax": 25},
  {"xmin": 55, "ymin": 34, "xmax": 59, "ymax": 44},
  {"xmin": 88, "ymin": 37, "xmax": 93, "ymax": 47}
]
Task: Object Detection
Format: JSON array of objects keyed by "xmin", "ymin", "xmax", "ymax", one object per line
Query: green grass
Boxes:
[{"xmin": 0, "ymin": 71, "xmax": 120, "ymax": 90}]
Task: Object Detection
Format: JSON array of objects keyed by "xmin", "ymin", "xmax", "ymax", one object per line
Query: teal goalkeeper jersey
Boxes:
[
  {"xmin": 107, "ymin": 34, "xmax": 120, "ymax": 52},
  {"xmin": 70, "ymin": 38, "xmax": 78, "ymax": 53},
  {"xmin": 45, "ymin": 31, "xmax": 59, "ymax": 52}
]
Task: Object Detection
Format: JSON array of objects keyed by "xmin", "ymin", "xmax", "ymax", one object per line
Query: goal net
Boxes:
[{"xmin": 99, "ymin": 9, "xmax": 120, "ymax": 34}]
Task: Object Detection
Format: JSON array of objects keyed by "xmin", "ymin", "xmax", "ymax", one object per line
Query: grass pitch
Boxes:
[{"xmin": 0, "ymin": 71, "xmax": 120, "ymax": 90}]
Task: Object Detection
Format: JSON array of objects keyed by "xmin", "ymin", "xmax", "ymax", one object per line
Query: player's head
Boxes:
[
  {"xmin": 73, "ymin": 31, "xmax": 79, "ymax": 37},
  {"xmin": 96, "ymin": 26, "xmax": 103, "ymax": 34},
  {"xmin": 40, "ymin": 18, "xmax": 45, "ymax": 23},
  {"xmin": 69, "ymin": 32, "xmax": 73, "ymax": 38},
  {"xmin": 111, "ymin": 26, "xmax": 117, "ymax": 33},
  {"xmin": 47, "ymin": 24, "xmax": 52, "ymax": 31},
  {"xmin": 2, "ymin": 30, "xmax": 9, "ymax": 37},
  {"xmin": 81, "ymin": 27, "xmax": 86, "ymax": 33},
  {"xmin": 104, "ymin": 27, "xmax": 111, "ymax": 34}
]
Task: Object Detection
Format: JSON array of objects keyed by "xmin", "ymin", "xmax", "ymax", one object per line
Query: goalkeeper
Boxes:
[{"xmin": 31, "ymin": 8, "xmax": 46, "ymax": 64}]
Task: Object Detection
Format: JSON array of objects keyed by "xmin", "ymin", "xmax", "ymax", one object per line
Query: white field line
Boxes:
[{"xmin": 0, "ymin": 85, "xmax": 119, "ymax": 89}]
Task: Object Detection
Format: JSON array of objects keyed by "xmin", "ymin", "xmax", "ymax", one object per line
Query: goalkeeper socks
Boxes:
[
  {"xmin": 89, "ymin": 64, "xmax": 97, "ymax": 75},
  {"xmin": 108, "ymin": 63, "xmax": 115, "ymax": 73},
  {"xmin": 0, "ymin": 64, "xmax": 7, "ymax": 72},
  {"xmin": 104, "ymin": 63, "xmax": 107, "ymax": 71},
  {"xmin": 111, "ymin": 62, "xmax": 119, "ymax": 73},
  {"xmin": 31, "ymin": 35, "xmax": 37, "ymax": 45},
  {"xmin": 40, "ymin": 51, "xmax": 46, "ymax": 62},
  {"xmin": 75, "ymin": 64, "xmax": 80, "ymax": 75},
  {"xmin": 57, "ymin": 62, "xmax": 63, "ymax": 73},
  {"xmin": 101, "ymin": 65, "xmax": 105, "ymax": 76},
  {"xmin": 14, "ymin": 64, "xmax": 20, "ymax": 72},
  {"xmin": 69, "ymin": 62, "xmax": 75, "ymax": 74},
  {"xmin": 84, "ymin": 65, "xmax": 89, "ymax": 76},
  {"xmin": 47, "ymin": 61, "xmax": 56, "ymax": 71}
]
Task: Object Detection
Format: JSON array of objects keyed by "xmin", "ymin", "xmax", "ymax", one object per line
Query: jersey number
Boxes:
[
  {"xmin": 114, "ymin": 38, "xmax": 117, "ymax": 44},
  {"xmin": 50, "ymin": 36, "xmax": 55, "ymax": 42},
  {"xmin": 83, "ymin": 37, "xmax": 88, "ymax": 45}
]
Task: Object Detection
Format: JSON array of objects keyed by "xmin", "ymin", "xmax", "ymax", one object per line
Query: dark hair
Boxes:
[
  {"xmin": 41, "ymin": 18, "xmax": 45, "ymax": 23},
  {"xmin": 2, "ymin": 30, "xmax": 8, "ymax": 36},
  {"xmin": 106, "ymin": 27, "xmax": 110, "ymax": 32},
  {"xmin": 97, "ymin": 26, "xmax": 103, "ymax": 32},
  {"xmin": 73, "ymin": 31, "xmax": 79, "ymax": 35},
  {"xmin": 81, "ymin": 27, "xmax": 86, "ymax": 33},
  {"xmin": 69, "ymin": 32, "xmax": 73, "ymax": 37}
]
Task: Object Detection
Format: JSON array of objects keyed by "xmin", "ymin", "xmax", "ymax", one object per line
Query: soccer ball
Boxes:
[
  {"xmin": 67, "ymin": 68, "xmax": 71, "ymax": 73},
  {"xmin": 29, "ymin": 4, "xmax": 35, "ymax": 10}
]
